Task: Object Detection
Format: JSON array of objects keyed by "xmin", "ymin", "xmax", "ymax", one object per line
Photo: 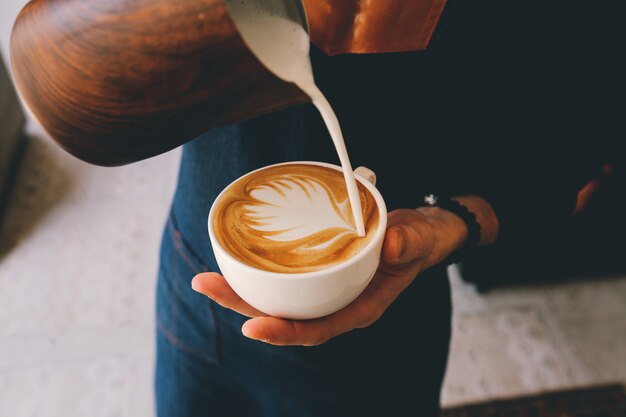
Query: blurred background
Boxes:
[{"xmin": 1, "ymin": 0, "xmax": 625, "ymax": 416}]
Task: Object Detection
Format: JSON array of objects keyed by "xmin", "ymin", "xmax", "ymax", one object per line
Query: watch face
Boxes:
[{"xmin": 424, "ymin": 194, "xmax": 438, "ymax": 206}]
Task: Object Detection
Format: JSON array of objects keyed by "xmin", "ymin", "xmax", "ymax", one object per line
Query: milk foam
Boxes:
[
  {"xmin": 245, "ymin": 175, "xmax": 355, "ymax": 242},
  {"xmin": 224, "ymin": 0, "xmax": 366, "ymax": 237}
]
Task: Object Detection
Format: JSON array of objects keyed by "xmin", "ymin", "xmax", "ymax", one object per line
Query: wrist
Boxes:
[
  {"xmin": 415, "ymin": 195, "xmax": 500, "ymax": 266},
  {"xmin": 453, "ymin": 196, "xmax": 500, "ymax": 246},
  {"xmin": 417, "ymin": 206, "xmax": 468, "ymax": 266}
]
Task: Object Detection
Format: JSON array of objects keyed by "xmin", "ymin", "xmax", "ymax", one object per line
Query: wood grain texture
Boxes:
[
  {"xmin": 303, "ymin": 0, "xmax": 446, "ymax": 55},
  {"xmin": 10, "ymin": 0, "xmax": 309, "ymax": 166}
]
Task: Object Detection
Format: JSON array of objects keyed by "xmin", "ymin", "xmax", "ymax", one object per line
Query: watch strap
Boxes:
[{"xmin": 421, "ymin": 194, "xmax": 482, "ymax": 265}]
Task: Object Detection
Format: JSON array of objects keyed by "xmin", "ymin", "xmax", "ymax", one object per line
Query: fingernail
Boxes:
[
  {"xmin": 241, "ymin": 322, "xmax": 254, "ymax": 339},
  {"xmin": 242, "ymin": 330, "xmax": 263, "ymax": 342}
]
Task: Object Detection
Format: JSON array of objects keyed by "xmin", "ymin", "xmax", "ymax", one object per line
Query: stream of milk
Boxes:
[{"xmin": 224, "ymin": 0, "xmax": 366, "ymax": 237}]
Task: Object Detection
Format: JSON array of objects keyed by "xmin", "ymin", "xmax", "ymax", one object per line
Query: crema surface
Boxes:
[{"xmin": 212, "ymin": 164, "xmax": 379, "ymax": 273}]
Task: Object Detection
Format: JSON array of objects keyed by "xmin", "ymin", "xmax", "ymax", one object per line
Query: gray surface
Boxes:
[
  {"xmin": 443, "ymin": 267, "xmax": 626, "ymax": 405},
  {"xmin": 0, "ymin": 135, "xmax": 180, "ymax": 417}
]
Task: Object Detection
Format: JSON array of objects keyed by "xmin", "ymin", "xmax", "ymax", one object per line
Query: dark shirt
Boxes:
[{"xmin": 171, "ymin": 0, "xmax": 622, "ymax": 278}]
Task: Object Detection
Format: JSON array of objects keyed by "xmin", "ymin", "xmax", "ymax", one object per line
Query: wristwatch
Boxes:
[{"xmin": 421, "ymin": 194, "xmax": 482, "ymax": 265}]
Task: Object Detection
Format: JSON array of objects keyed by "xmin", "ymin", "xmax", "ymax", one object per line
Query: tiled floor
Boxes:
[
  {"xmin": 0, "ymin": 134, "xmax": 179, "ymax": 417},
  {"xmin": 442, "ymin": 268, "xmax": 626, "ymax": 405},
  {"xmin": 2, "ymin": 4, "xmax": 626, "ymax": 415}
]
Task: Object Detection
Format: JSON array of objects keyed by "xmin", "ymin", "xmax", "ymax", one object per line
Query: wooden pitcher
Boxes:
[{"xmin": 10, "ymin": 0, "xmax": 309, "ymax": 166}]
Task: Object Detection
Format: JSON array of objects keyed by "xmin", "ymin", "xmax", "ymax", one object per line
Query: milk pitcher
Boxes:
[{"xmin": 10, "ymin": 0, "xmax": 311, "ymax": 166}]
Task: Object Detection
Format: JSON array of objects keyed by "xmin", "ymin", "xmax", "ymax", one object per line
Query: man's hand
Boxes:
[{"xmin": 192, "ymin": 196, "xmax": 498, "ymax": 346}]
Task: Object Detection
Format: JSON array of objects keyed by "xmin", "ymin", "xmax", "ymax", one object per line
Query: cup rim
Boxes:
[{"xmin": 207, "ymin": 161, "xmax": 387, "ymax": 279}]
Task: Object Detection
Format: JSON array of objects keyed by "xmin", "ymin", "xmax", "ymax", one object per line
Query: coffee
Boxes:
[{"xmin": 212, "ymin": 164, "xmax": 379, "ymax": 273}]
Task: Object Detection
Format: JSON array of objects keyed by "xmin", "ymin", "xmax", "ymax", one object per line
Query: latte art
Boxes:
[
  {"xmin": 247, "ymin": 176, "xmax": 355, "ymax": 242},
  {"xmin": 212, "ymin": 164, "xmax": 379, "ymax": 273}
]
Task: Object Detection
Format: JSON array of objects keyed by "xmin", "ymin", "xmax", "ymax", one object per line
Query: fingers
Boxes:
[
  {"xmin": 191, "ymin": 273, "xmax": 267, "ymax": 318},
  {"xmin": 242, "ymin": 317, "xmax": 332, "ymax": 346},
  {"xmin": 242, "ymin": 313, "xmax": 356, "ymax": 346},
  {"xmin": 193, "ymin": 269, "xmax": 389, "ymax": 346},
  {"xmin": 241, "ymin": 277, "xmax": 390, "ymax": 346},
  {"xmin": 193, "ymin": 273, "xmax": 365, "ymax": 346},
  {"xmin": 382, "ymin": 209, "xmax": 435, "ymax": 266}
]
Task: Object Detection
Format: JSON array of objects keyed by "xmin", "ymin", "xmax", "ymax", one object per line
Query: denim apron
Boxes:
[{"xmin": 155, "ymin": 9, "xmax": 455, "ymax": 416}]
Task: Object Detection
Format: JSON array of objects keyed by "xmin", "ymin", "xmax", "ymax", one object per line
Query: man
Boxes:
[{"xmin": 155, "ymin": 1, "xmax": 620, "ymax": 415}]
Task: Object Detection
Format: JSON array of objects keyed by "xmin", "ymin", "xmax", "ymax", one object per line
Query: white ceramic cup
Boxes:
[{"xmin": 207, "ymin": 161, "xmax": 387, "ymax": 319}]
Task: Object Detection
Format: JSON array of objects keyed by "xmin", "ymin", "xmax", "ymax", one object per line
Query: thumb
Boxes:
[{"xmin": 382, "ymin": 223, "xmax": 428, "ymax": 265}]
